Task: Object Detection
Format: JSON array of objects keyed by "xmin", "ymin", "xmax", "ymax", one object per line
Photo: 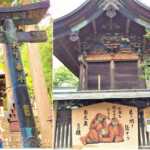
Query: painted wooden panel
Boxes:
[{"xmin": 72, "ymin": 102, "xmax": 138, "ymax": 150}]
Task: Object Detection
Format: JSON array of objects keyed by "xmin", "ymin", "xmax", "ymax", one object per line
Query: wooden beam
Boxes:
[
  {"xmin": 79, "ymin": 55, "xmax": 87, "ymax": 90},
  {"xmin": 77, "ymin": 38, "xmax": 82, "ymax": 53},
  {"xmin": 85, "ymin": 53, "xmax": 139, "ymax": 62},
  {"xmin": 26, "ymin": 25, "xmax": 52, "ymax": 148},
  {"xmin": 54, "ymin": 90, "xmax": 150, "ymax": 101},
  {"xmin": 0, "ymin": 31, "xmax": 47, "ymax": 43},
  {"xmin": 92, "ymin": 20, "xmax": 97, "ymax": 35},
  {"xmin": 126, "ymin": 19, "xmax": 131, "ymax": 35},
  {"xmin": 17, "ymin": 31, "xmax": 47, "ymax": 43}
]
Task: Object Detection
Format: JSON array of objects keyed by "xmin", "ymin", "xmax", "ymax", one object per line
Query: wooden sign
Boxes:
[
  {"xmin": 72, "ymin": 102, "xmax": 138, "ymax": 150},
  {"xmin": 144, "ymin": 107, "xmax": 150, "ymax": 133}
]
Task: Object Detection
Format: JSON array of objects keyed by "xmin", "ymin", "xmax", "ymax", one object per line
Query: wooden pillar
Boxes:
[
  {"xmin": 26, "ymin": 25, "xmax": 52, "ymax": 148},
  {"xmin": 0, "ymin": 44, "xmax": 22, "ymax": 148},
  {"xmin": 79, "ymin": 63, "xmax": 84, "ymax": 90},
  {"xmin": 110, "ymin": 60, "xmax": 115, "ymax": 89},
  {"xmin": 92, "ymin": 20, "xmax": 97, "ymax": 35},
  {"xmin": 126, "ymin": 19, "xmax": 130, "ymax": 35},
  {"xmin": 79, "ymin": 55, "xmax": 87, "ymax": 90},
  {"xmin": 85, "ymin": 63, "xmax": 88, "ymax": 90}
]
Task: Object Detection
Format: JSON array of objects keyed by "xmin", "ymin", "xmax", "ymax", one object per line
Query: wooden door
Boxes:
[{"xmin": 87, "ymin": 62, "xmax": 111, "ymax": 90}]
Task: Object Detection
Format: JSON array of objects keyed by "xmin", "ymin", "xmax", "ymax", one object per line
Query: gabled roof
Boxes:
[
  {"xmin": 54, "ymin": 0, "xmax": 150, "ymax": 76},
  {"xmin": 55, "ymin": 0, "xmax": 150, "ymax": 36}
]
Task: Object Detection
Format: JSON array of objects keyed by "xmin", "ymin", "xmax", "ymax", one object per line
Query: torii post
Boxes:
[{"xmin": 0, "ymin": 1, "xmax": 49, "ymax": 147}]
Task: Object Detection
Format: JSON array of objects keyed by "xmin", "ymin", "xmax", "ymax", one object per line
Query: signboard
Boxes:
[
  {"xmin": 144, "ymin": 107, "xmax": 150, "ymax": 133},
  {"xmin": 72, "ymin": 102, "xmax": 138, "ymax": 150},
  {"xmin": 145, "ymin": 119, "xmax": 150, "ymax": 132}
]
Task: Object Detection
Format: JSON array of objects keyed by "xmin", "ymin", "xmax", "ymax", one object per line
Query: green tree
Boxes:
[
  {"xmin": 53, "ymin": 66, "xmax": 79, "ymax": 88},
  {"xmin": 141, "ymin": 59, "xmax": 150, "ymax": 80},
  {"xmin": 0, "ymin": 50, "xmax": 4, "ymax": 71},
  {"xmin": 140, "ymin": 30, "xmax": 150, "ymax": 88},
  {"xmin": 143, "ymin": 30, "xmax": 150, "ymax": 79},
  {"xmin": 144, "ymin": 31, "xmax": 150, "ymax": 40}
]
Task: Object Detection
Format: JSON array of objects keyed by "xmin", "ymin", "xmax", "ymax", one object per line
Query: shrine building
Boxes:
[{"xmin": 54, "ymin": 0, "xmax": 150, "ymax": 150}]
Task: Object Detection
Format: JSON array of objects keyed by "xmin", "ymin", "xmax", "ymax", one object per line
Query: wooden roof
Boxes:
[
  {"xmin": 54, "ymin": 0, "xmax": 150, "ymax": 76},
  {"xmin": 54, "ymin": 89, "xmax": 150, "ymax": 108},
  {"xmin": 0, "ymin": 0, "xmax": 49, "ymax": 25}
]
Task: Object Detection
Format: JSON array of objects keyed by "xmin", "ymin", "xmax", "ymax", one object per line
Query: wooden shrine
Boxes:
[{"xmin": 54, "ymin": 0, "xmax": 150, "ymax": 149}]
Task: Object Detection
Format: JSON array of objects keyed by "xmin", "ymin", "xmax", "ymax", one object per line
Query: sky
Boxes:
[
  {"xmin": 50, "ymin": 0, "xmax": 87, "ymax": 19},
  {"xmin": 51, "ymin": 0, "xmax": 150, "ymax": 19},
  {"xmin": 51, "ymin": 0, "xmax": 150, "ymax": 68}
]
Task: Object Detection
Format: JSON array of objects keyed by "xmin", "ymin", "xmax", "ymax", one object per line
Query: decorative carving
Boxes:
[
  {"xmin": 106, "ymin": 6, "xmax": 117, "ymax": 18},
  {"xmin": 81, "ymin": 33, "xmax": 143, "ymax": 54},
  {"xmin": 69, "ymin": 32, "xmax": 79, "ymax": 42}
]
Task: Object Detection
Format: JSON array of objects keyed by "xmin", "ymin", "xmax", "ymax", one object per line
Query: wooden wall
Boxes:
[{"xmin": 87, "ymin": 60, "xmax": 145, "ymax": 90}]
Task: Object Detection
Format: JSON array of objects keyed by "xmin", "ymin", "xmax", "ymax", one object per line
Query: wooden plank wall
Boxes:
[
  {"xmin": 87, "ymin": 62, "xmax": 110, "ymax": 90},
  {"xmin": 87, "ymin": 61, "xmax": 145, "ymax": 90}
]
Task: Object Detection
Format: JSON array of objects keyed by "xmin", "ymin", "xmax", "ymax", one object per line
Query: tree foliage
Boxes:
[
  {"xmin": 141, "ymin": 59, "xmax": 150, "ymax": 80},
  {"xmin": 0, "ymin": 50, "xmax": 4, "ymax": 71},
  {"xmin": 144, "ymin": 31, "xmax": 150, "ymax": 40},
  {"xmin": 53, "ymin": 66, "xmax": 79, "ymax": 88},
  {"xmin": 143, "ymin": 31, "xmax": 150, "ymax": 81}
]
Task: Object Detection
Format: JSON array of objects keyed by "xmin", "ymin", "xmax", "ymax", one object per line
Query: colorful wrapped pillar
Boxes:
[{"xmin": 3, "ymin": 19, "xmax": 39, "ymax": 148}]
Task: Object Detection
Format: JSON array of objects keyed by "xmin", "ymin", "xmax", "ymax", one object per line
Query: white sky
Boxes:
[
  {"xmin": 51, "ymin": 0, "xmax": 150, "ymax": 19},
  {"xmin": 51, "ymin": 0, "xmax": 150, "ymax": 68}
]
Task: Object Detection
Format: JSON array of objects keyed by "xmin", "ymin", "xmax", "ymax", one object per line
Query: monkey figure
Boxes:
[
  {"xmin": 80, "ymin": 113, "xmax": 108, "ymax": 145},
  {"xmin": 101, "ymin": 118, "xmax": 124, "ymax": 143}
]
